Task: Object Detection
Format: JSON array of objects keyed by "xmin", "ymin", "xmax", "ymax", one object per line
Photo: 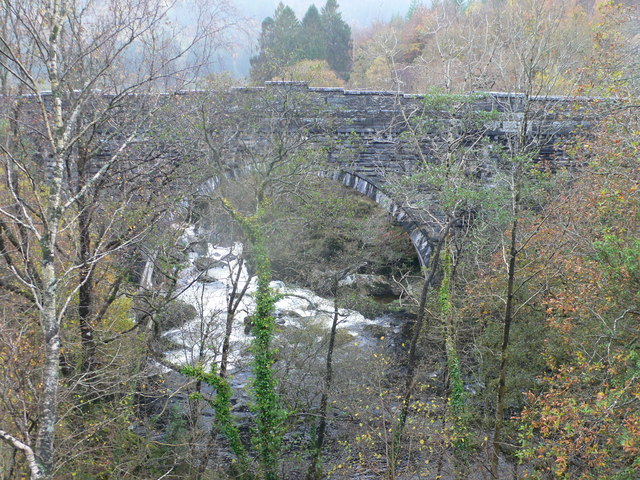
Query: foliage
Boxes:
[
  {"xmin": 277, "ymin": 60, "xmax": 346, "ymax": 87},
  {"xmin": 181, "ymin": 365, "xmax": 251, "ymax": 478},
  {"xmin": 0, "ymin": 0, "xmax": 234, "ymax": 475},
  {"xmin": 265, "ymin": 177, "xmax": 418, "ymax": 295},
  {"xmin": 350, "ymin": 0, "xmax": 635, "ymax": 94},
  {"xmin": 515, "ymin": 104, "xmax": 640, "ymax": 479},
  {"xmin": 519, "ymin": 353, "xmax": 640, "ymax": 479}
]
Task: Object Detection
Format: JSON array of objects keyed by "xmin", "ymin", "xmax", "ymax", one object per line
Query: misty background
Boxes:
[{"xmin": 218, "ymin": 0, "xmax": 417, "ymax": 77}]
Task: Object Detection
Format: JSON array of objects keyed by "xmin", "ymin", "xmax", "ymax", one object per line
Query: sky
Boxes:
[{"xmin": 232, "ymin": 0, "xmax": 417, "ymax": 29}]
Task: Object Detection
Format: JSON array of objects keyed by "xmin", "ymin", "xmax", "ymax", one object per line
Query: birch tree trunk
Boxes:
[
  {"xmin": 306, "ymin": 277, "xmax": 340, "ymax": 480},
  {"xmin": 0, "ymin": 0, "xmax": 237, "ymax": 476},
  {"xmin": 35, "ymin": 0, "xmax": 66, "ymax": 473}
]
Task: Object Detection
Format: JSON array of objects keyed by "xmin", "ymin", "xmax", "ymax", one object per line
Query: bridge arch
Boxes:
[
  {"xmin": 324, "ymin": 171, "xmax": 433, "ymax": 266},
  {"xmin": 200, "ymin": 168, "xmax": 434, "ymax": 267}
]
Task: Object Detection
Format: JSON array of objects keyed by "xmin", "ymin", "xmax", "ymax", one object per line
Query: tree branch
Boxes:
[{"xmin": 0, "ymin": 428, "xmax": 43, "ymax": 480}]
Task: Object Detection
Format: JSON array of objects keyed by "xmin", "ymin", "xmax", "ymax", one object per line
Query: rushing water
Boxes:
[{"xmin": 160, "ymin": 228, "xmax": 403, "ymax": 375}]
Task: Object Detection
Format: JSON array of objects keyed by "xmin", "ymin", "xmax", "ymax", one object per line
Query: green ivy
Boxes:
[
  {"xmin": 181, "ymin": 365, "xmax": 252, "ymax": 478},
  {"xmin": 221, "ymin": 198, "xmax": 287, "ymax": 480},
  {"xmin": 440, "ymin": 246, "xmax": 469, "ymax": 451},
  {"xmin": 249, "ymin": 234, "xmax": 287, "ymax": 480}
]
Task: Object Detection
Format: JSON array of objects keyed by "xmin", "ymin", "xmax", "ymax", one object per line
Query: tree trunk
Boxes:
[
  {"xmin": 490, "ymin": 86, "xmax": 528, "ymax": 477},
  {"xmin": 440, "ymin": 242, "xmax": 468, "ymax": 478},
  {"xmin": 389, "ymin": 229, "xmax": 449, "ymax": 478},
  {"xmin": 197, "ymin": 256, "xmax": 251, "ymax": 479},
  {"xmin": 78, "ymin": 204, "xmax": 97, "ymax": 374},
  {"xmin": 306, "ymin": 277, "xmax": 339, "ymax": 480},
  {"xmin": 490, "ymin": 204, "xmax": 519, "ymax": 479},
  {"xmin": 219, "ymin": 256, "xmax": 250, "ymax": 379},
  {"xmin": 37, "ymin": 238, "xmax": 61, "ymax": 477},
  {"xmin": 0, "ymin": 429, "xmax": 44, "ymax": 479},
  {"xmin": 35, "ymin": 1, "xmax": 65, "ymax": 472}
]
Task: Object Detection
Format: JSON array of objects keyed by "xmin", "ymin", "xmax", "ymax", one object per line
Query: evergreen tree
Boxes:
[
  {"xmin": 320, "ymin": 0, "xmax": 353, "ymax": 80},
  {"xmin": 301, "ymin": 5, "xmax": 326, "ymax": 60},
  {"xmin": 250, "ymin": 16, "xmax": 276, "ymax": 82},
  {"xmin": 251, "ymin": 1, "xmax": 352, "ymax": 83},
  {"xmin": 250, "ymin": 3, "xmax": 302, "ymax": 82}
]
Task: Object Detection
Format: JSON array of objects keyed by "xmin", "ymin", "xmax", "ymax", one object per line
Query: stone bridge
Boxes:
[
  {"xmin": 15, "ymin": 82, "xmax": 600, "ymax": 265},
  {"xmin": 200, "ymin": 81, "xmax": 600, "ymax": 265}
]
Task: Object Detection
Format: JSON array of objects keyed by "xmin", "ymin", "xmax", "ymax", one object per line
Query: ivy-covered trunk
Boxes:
[
  {"xmin": 222, "ymin": 200, "xmax": 286, "ymax": 480},
  {"xmin": 439, "ymin": 243, "xmax": 468, "ymax": 471},
  {"xmin": 250, "ymin": 233, "xmax": 285, "ymax": 480}
]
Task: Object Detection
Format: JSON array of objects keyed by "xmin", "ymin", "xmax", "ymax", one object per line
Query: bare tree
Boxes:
[
  {"xmin": 484, "ymin": 2, "xmax": 594, "ymax": 476},
  {"xmin": 0, "ymin": 0, "xmax": 237, "ymax": 477}
]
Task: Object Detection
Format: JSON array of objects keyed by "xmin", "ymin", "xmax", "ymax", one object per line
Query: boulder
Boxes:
[
  {"xmin": 156, "ymin": 300, "xmax": 197, "ymax": 332},
  {"xmin": 275, "ymin": 309, "xmax": 304, "ymax": 320},
  {"xmin": 339, "ymin": 273, "xmax": 401, "ymax": 297},
  {"xmin": 194, "ymin": 256, "xmax": 226, "ymax": 272}
]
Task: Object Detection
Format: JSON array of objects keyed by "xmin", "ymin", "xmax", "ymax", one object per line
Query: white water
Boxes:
[{"xmin": 162, "ymin": 229, "xmax": 391, "ymax": 374}]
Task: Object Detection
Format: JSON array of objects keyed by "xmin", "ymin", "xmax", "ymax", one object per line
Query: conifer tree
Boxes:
[
  {"xmin": 301, "ymin": 5, "xmax": 326, "ymax": 60},
  {"xmin": 251, "ymin": 1, "xmax": 353, "ymax": 82},
  {"xmin": 250, "ymin": 17, "xmax": 276, "ymax": 82},
  {"xmin": 320, "ymin": 0, "xmax": 352, "ymax": 80},
  {"xmin": 250, "ymin": 3, "xmax": 302, "ymax": 81}
]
